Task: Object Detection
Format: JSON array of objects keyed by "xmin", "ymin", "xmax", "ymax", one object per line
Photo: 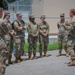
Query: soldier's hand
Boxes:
[
  {"xmin": 61, "ymin": 24, "xmax": 65, "ymax": 27},
  {"xmin": 10, "ymin": 31, "xmax": 14, "ymax": 36},
  {"xmin": 23, "ymin": 26, "xmax": 27, "ymax": 29},
  {"xmin": 33, "ymin": 34, "xmax": 37, "ymax": 38},
  {"xmin": 20, "ymin": 27, "xmax": 23, "ymax": 30},
  {"xmin": 43, "ymin": 34, "xmax": 47, "ymax": 37}
]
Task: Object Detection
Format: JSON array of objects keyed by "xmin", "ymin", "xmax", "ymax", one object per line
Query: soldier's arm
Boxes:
[
  {"xmin": 27, "ymin": 24, "xmax": 33, "ymax": 36},
  {"xmin": 38, "ymin": 23, "xmax": 44, "ymax": 35},
  {"xmin": 57, "ymin": 22, "xmax": 60, "ymax": 29},
  {"xmin": 8, "ymin": 23, "xmax": 15, "ymax": 36},
  {"xmin": 14, "ymin": 21, "xmax": 22, "ymax": 31},
  {"xmin": 64, "ymin": 21, "xmax": 71, "ymax": 30},
  {"xmin": 46, "ymin": 23, "xmax": 49, "ymax": 35},
  {"xmin": 22, "ymin": 21, "xmax": 27, "ymax": 30}
]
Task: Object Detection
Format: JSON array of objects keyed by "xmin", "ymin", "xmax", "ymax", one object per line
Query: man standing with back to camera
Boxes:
[{"xmin": 66, "ymin": 9, "xmax": 75, "ymax": 66}]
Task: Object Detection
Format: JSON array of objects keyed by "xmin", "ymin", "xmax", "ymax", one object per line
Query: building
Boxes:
[{"xmin": 8, "ymin": 0, "xmax": 75, "ymax": 34}]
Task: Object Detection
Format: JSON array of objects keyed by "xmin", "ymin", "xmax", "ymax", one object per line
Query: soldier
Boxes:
[
  {"xmin": 0, "ymin": 8, "xmax": 8, "ymax": 75},
  {"xmin": 13, "ymin": 13, "xmax": 26, "ymax": 63},
  {"xmin": 27, "ymin": 14, "xmax": 38, "ymax": 60},
  {"xmin": 38, "ymin": 15, "xmax": 49, "ymax": 58},
  {"xmin": 3, "ymin": 11, "xmax": 14, "ymax": 65},
  {"xmin": 56, "ymin": 13, "xmax": 69, "ymax": 57},
  {"xmin": 66, "ymin": 9, "xmax": 75, "ymax": 66}
]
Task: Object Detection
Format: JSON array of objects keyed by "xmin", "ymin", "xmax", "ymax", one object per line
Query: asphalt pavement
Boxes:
[{"xmin": 5, "ymin": 50, "xmax": 75, "ymax": 75}]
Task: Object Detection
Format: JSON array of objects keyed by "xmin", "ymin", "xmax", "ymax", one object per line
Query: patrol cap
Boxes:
[
  {"xmin": 70, "ymin": 9, "xmax": 75, "ymax": 14},
  {"xmin": 4, "ymin": 11, "xmax": 10, "ymax": 16},
  {"xmin": 16, "ymin": 12, "xmax": 22, "ymax": 16},
  {"xmin": 29, "ymin": 14, "xmax": 35, "ymax": 18},
  {"xmin": 60, "ymin": 13, "xmax": 65, "ymax": 17},
  {"xmin": 40, "ymin": 14, "xmax": 46, "ymax": 19}
]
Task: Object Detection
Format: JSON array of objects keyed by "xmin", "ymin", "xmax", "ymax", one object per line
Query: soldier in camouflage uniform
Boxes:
[
  {"xmin": 13, "ymin": 13, "xmax": 26, "ymax": 63},
  {"xmin": 66, "ymin": 9, "xmax": 75, "ymax": 66},
  {"xmin": 38, "ymin": 15, "xmax": 49, "ymax": 58},
  {"xmin": 56, "ymin": 13, "xmax": 69, "ymax": 57},
  {"xmin": 0, "ymin": 8, "xmax": 8, "ymax": 75},
  {"xmin": 3, "ymin": 12, "xmax": 14, "ymax": 65},
  {"xmin": 27, "ymin": 14, "xmax": 38, "ymax": 60}
]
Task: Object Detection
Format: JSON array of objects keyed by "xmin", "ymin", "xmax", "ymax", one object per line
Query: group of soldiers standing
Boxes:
[
  {"xmin": 0, "ymin": 8, "xmax": 49, "ymax": 75},
  {"xmin": 0, "ymin": 7, "xmax": 75, "ymax": 75},
  {"xmin": 57, "ymin": 9, "xmax": 75, "ymax": 66}
]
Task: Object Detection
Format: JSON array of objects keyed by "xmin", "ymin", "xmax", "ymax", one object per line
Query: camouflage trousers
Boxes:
[
  {"xmin": 14, "ymin": 36, "xmax": 21, "ymax": 57},
  {"xmin": 4, "ymin": 35, "xmax": 12, "ymax": 56},
  {"xmin": 58, "ymin": 34, "xmax": 68, "ymax": 53},
  {"xmin": 28, "ymin": 35, "xmax": 37, "ymax": 57},
  {"xmin": 0, "ymin": 37, "xmax": 7, "ymax": 75},
  {"xmin": 39, "ymin": 35, "xmax": 49, "ymax": 55},
  {"xmin": 67, "ymin": 37, "xmax": 75, "ymax": 60},
  {"xmin": 10, "ymin": 38, "xmax": 14, "ymax": 55},
  {"xmin": 19, "ymin": 37, "xmax": 25, "ymax": 55}
]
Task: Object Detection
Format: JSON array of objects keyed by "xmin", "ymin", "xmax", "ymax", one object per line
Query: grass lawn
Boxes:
[{"xmin": 24, "ymin": 42, "xmax": 64, "ymax": 53}]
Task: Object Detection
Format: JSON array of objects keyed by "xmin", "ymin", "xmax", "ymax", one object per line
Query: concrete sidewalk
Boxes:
[{"xmin": 5, "ymin": 50, "xmax": 75, "ymax": 75}]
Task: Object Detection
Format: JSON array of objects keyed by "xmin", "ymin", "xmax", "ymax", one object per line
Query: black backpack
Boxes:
[{"xmin": 11, "ymin": 20, "xmax": 25, "ymax": 30}]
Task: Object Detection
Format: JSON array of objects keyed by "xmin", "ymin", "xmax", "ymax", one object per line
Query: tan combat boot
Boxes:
[
  {"xmin": 33, "ymin": 54, "xmax": 37, "ymax": 59},
  {"xmin": 28, "ymin": 56, "xmax": 33, "ymax": 60},
  {"xmin": 17, "ymin": 60, "xmax": 21, "ymax": 63},
  {"xmin": 40, "ymin": 55, "xmax": 43, "ymax": 58},
  {"xmin": 44, "ymin": 54, "xmax": 48, "ymax": 57},
  {"xmin": 15, "ymin": 58, "xmax": 21, "ymax": 63},
  {"xmin": 33, "ymin": 56, "xmax": 37, "ymax": 59},
  {"xmin": 56, "ymin": 53, "xmax": 61, "ymax": 57},
  {"xmin": 40, "ymin": 53, "xmax": 43, "ymax": 58},
  {"xmin": 18, "ymin": 56, "xmax": 23, "ymax": 61},
  {"xmin": 68, "ymin": 60, "xmax": 75, "ymax": 66},
  {"xmin": 15, "ymin": 54, "xmax": 21, "ymax": 63}
]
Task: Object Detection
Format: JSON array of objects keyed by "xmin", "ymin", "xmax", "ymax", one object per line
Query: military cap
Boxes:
[
  {"xmin": 70, "ymin": 9, "xmax": 75, "ymax": 13},
  {"xmin": 40, "ymin": 14, "xmax": 46, "ymax": 18},
  {"xmin": 16, "ymin": 12, "xmax": 22, "ymax": 16},
  {"xmin": 4, "ymin": 11, "xmax": 10, "ymax": 16},
  {"xmin": 29, "ymin": 14, "xmax": 35, "ymax": 18},
  {"xmin": 60, "ymin": 13, "xmax": 65, "ymax": 17}
]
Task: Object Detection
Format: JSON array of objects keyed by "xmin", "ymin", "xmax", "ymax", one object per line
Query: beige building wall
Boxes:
[
  {"xmin": 31, "ymin": 0, "xmax": 75, "ymax": 34},
  {"xmin": 31, "ymin": 0, "xmax": 44, "ymax": 17}
]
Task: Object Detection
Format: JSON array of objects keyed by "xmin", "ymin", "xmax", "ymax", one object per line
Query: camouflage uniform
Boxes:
[
  {"xmin": 3, "ymin": 12, "xmax": 14, "ymax": 64},
  {"xmin": 0, "ymin": 9, "xmax": 8, "ymax": 75},
  {"xmin": 13, "ymin": 13, "xmax": 26, "ymax": 62},
  {"xmin": 66, "ymin": 9, "xmax": 75, "ymax": 66},
  {"xmin": 57, "ymin": 13, "xmax": 69, "ymax": 57},
  {"xmin": 27, "ymin": 15, "xmax": 38, "ymax": 59},
  {"xmin": 38, "ymin": 15, "xmax": 49, "ymax": 57}
]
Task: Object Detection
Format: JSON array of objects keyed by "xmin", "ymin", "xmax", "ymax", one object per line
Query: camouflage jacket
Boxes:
[
  {"xmin": 27, "ymin": 21, "xmax": 38, "ymax": 36},
  {"xmin": 67, "ymin": 16, "xmax": 75, "ymax": 35},
  {"xmin": 14, "ymin": 20, "xmax": 26, "ymax": 37},
  {"xmin": 57, "ymin": 19, "xmax": 66, "ymax": 34},
  {"xmin": 38, "ymin": 21, "xmax": 49, "ymax": 35},
  {"xmin": 0, "ymin": 19, "xmax": 12, "ymax": 40}
]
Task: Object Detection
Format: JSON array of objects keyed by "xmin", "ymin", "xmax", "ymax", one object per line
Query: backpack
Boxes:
[
  {"xmin": 12, "ymin": 20, "xmax": 25, "ymax": 30},
  {"xmin": 11, "ymin": 20, "xmax": 19, "ymax": 30}
]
